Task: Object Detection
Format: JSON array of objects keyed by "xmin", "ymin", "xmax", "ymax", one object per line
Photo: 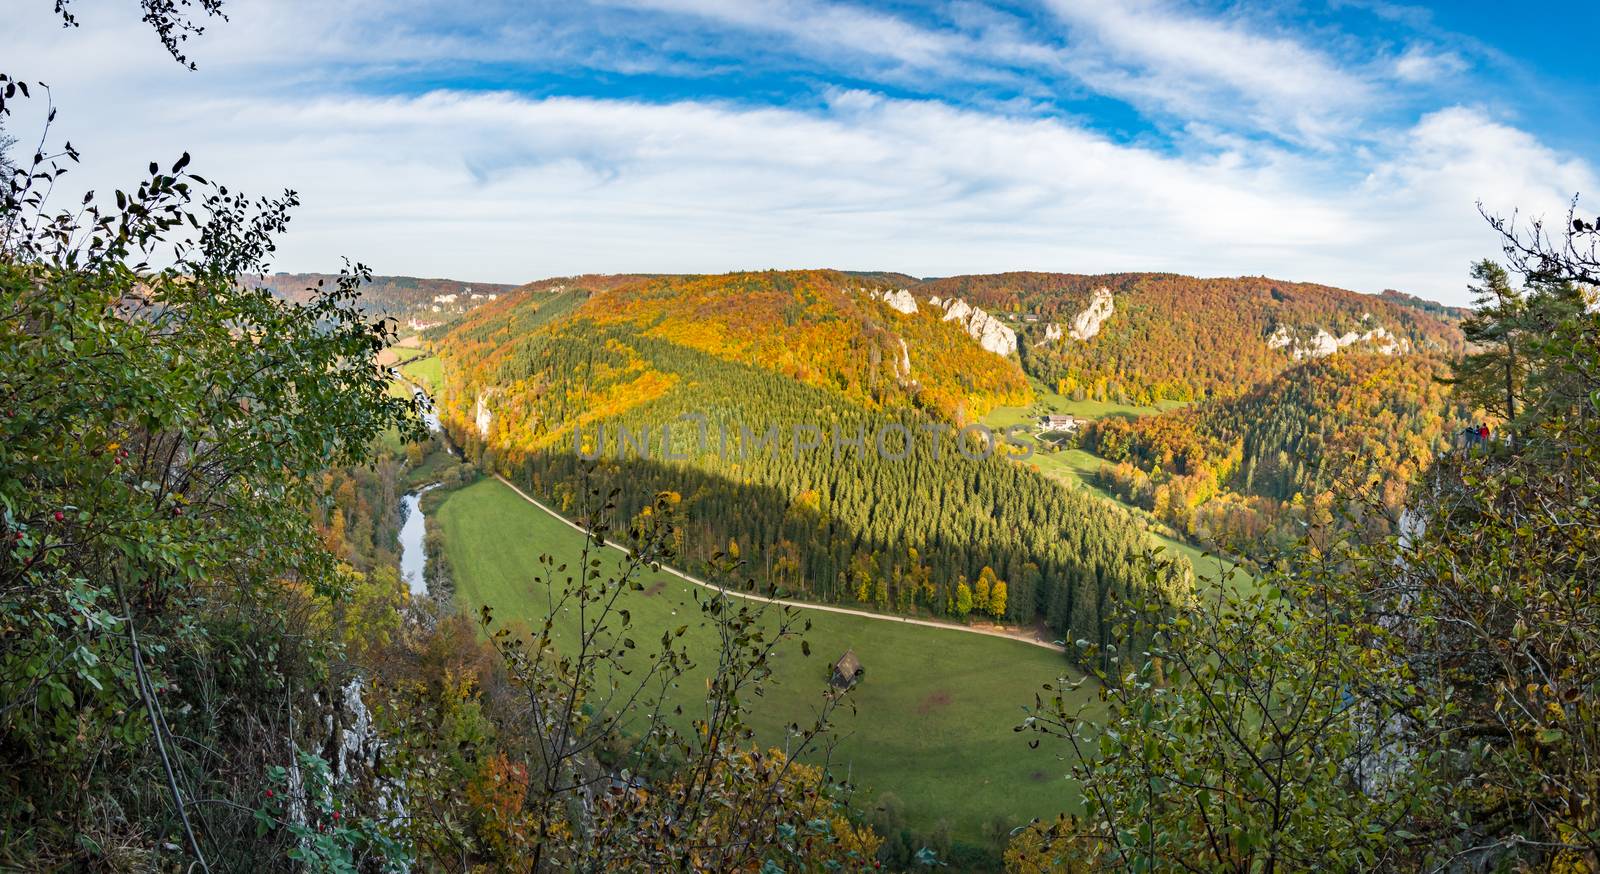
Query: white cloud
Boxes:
[
  {"xmin": 3, "ymin": 0, "xmax": 1591, "ymax": 305},
  {"xmin": 1361, "ymin": 107, "xmax": 1597, "ymax": 280},
  {"xmin": 1393, "ymin": 44, "xmax": 1469, "ymax": 82},
  {"xmin": 590, "ymin": 0, "xmax": 1072, "ymax": 96}
]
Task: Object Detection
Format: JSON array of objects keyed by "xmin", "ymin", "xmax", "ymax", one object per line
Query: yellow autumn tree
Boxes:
[{"xmin": 976, "ymin": 566, "xmax": 1001, "ymax": 615}]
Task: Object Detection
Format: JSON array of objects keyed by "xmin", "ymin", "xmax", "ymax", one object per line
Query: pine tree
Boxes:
[{"xmin": 1456, "ymin": 260, "xmax": 1528, "ymax": 445}]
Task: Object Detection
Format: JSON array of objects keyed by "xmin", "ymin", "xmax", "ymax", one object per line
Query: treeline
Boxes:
[
  {"xmin": 440, "ymin": 320, "xmax": 1192, "ymax": 655},
  {"xmin": 316, "ymin": 454, "xmax": 406, "ymax": 573},
  {"xmin": 1081, "ymin": 353, "xmax": 1472, "ymax": 551}
]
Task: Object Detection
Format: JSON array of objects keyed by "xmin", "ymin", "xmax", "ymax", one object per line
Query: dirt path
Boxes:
[{"xmin": 492, "ymin": 474, "xmax": 1067, "ymax": 654}]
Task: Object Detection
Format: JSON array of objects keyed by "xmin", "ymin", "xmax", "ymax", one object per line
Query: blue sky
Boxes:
[{"xmin": 8, "ymin": 0, "xmax": 1597, "ymax": 303}]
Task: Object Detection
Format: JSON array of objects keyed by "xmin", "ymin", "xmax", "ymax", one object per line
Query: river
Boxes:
[
  {"xmin": 415, "ymin": 388, "xmax": 441, "ymax": 432},
  {"xmin": 398, "ymin": 483, "xmax": 440, "ymax": 597},
  {"xmin": 399, "ymin": 382, "xmax": 454, "ymax": 597}
]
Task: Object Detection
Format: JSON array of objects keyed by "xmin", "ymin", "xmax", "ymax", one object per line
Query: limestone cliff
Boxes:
[
  {"xmin": 474, "ymin": 389, "xmax": 495, "ymax": 438},
  {"xmin": 1068, "ymin": 287, "xmax": 1115, "ymax": 341},
  {"xmin": 863, "ymin": 287, "xmax": 919, "ymax": 315},
  {"xmin": 927, "ymin": 295, "xmax": 1017, "ymax": 357},
  {"xmin": 1267, "ymin": 315, "xmax": 1408, "ymax": 360}
]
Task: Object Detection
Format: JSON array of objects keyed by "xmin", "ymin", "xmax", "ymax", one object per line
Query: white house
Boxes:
[{"xmin": 1038, "ymin": 414, "xmax": 1079, "ymax": 433}]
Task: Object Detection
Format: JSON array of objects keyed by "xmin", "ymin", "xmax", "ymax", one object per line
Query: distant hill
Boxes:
[
  {"xmin": 245, "ymin": 272, "xmax": 520, "ymax": 329},
  {"xmin": 511, "ymin": 273, "xmax": 657, "ymax": 294},
  {"xmin": 913, "ymin": 272, "xmax": 1465, "ymax": 404}
]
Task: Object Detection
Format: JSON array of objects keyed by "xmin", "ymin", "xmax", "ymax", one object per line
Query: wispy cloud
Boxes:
[
  {"xmin": 1041, "ymin": 0, "xmax": 1379, "ymax": 145},
  {"xmin": 1392, "ymin": 44, "xmax": 1468, "ymax": 83}
]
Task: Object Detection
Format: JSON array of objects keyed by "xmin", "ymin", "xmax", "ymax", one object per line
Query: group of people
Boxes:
[{"xmin": 1461, "ymin": 422, "xmax": 1493, "ymax": 446}]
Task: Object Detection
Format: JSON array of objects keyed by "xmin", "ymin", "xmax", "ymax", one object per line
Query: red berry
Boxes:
[
  {"xmin": 265, "ymin": 789, "xmax": 274, "ymax": 798},
  {"xmin": 53, "ymin": 511, "xmax": 64, "ymax": 523}
]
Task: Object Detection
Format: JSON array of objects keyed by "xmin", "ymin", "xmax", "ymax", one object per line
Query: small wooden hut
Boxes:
[{"xmin": 831, "ymin": 649, "xmax": 864, "ymax": 688}]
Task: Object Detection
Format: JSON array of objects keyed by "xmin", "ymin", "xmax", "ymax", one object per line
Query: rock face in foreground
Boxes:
[{"xmin": 929, "ymin": 296, "xmax": 1018, "ymax": 357}]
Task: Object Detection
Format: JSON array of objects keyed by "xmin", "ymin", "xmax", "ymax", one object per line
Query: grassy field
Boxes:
[
  {"xmin": 434, "ymin": 476, "xmax": 1096, "ymax": 841},
  {"xmin": 985, "ymin": 382, "xmax": 1189, "ymax": 431},
  {"xmin": 390, "ymin": 345, "xmax": 429, "ymax": 366},
  {"xmin": 400, "ymin": 354, "xmax": 443, "ymax": 394}
]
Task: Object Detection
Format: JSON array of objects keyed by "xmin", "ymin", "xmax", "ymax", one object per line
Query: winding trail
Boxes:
[{"xmin": 492, "ymin": 474, "xmax": 1067, "ymax": 654}]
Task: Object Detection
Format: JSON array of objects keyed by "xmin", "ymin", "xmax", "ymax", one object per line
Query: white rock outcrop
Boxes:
[
  {"xmin": 896, "ymin": 337, "xmax": 912, "ymax": 379},
  {"xmin": 474, "ymin": 389, "xmax": 495, "ymax": 438},
  {"xmin": 1068, "ymin": 287, "xmax": 1115, "ymax": 341},
  {"xmin": 881, "ymin": 288, "xmax": 919, "ymax": 315},
  {"xmin": 935, "ymin": 297, "xmax": 1017, "ymax": 357},
  {"xmin": 1339, "ymin": 327, "xmax": 1405, "ymax": 356},
  {"xmin": 1268, "ymin": 324, "xmax": 1408, "ymax": 360},
  {"xmin": 860, "ymin": 287, "xmax": 919, "ymax": 315}
]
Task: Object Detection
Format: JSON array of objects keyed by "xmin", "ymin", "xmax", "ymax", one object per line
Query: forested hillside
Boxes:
[
  {"xmin": 572, "ymin": 270, "xmax": 1031, "ymax": 420},
  {"xmin": 915, "ymin": 271, "xmax": 1464, "ymax": 404},
  {"xmin": 24, "ymin": 0, "xmax": 1600, "ymax": 870},
  {"xmin": 431, "ymin": 272, "xmax": 1191, "ymax": 653},
  {"xmin": 1083, "ymin": 352, "xmax": 1473, "ymax": 550}
]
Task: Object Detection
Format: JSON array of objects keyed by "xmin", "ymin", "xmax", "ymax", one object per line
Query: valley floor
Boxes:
[{"xmin": 433, "ymin": 474, "xmax": 1098, "ymax": 843}]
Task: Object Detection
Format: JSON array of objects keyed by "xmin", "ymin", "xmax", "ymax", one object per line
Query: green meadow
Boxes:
[
  {"xmin": 983, "ymin": 381, "xmax": 1190, "ymax": 431},
  {"xmin": 399, "ymin": 352, "xmax": 443, "ymax": 394},
  {"xmin": 433, "ymin": 476, "xmax": 1097, "ymax": 841}
]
